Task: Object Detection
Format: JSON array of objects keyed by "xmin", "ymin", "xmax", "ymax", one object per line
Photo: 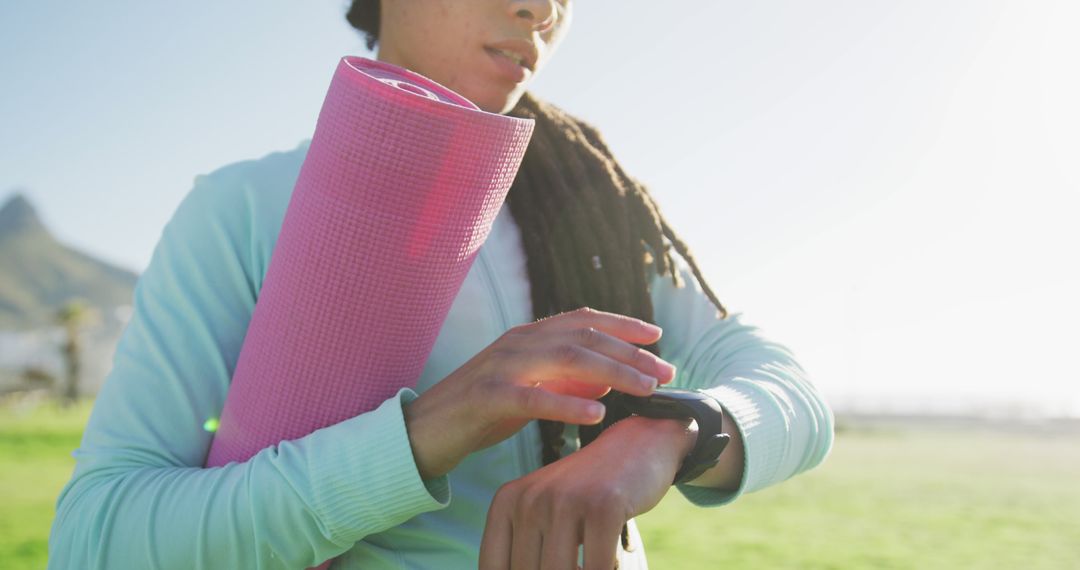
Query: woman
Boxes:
[{"xmin": 48, "ymin": 1, "xmax": 834, "ymax": 568}]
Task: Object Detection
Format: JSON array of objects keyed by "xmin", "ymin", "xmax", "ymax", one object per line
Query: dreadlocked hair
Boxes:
[
  {"xmin": 345, "ymin": 0, "xmax": 381, "ymax": 52},
  {"xmin": 343, "ymin": 0, "xmax": 730, "ymax": 561},
  {"xmin": 503, "ymin": 91, "xmax": 729, "ymax": 556}
]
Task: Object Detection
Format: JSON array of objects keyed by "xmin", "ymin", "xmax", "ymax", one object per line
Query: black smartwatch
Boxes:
[{"xmin": 605, "ymin": 388, "xmax": 731, "ymax": 485}]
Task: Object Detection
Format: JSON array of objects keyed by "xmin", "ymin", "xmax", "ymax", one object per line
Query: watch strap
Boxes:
[{"xmin": 614, "ymin": 389, "xmax": 731, "ymax": 485}]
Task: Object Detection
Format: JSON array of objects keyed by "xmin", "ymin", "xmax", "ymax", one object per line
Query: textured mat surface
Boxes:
[{"xmin": 203, "ymin": 56, "xmax": 534, "ymax": 566}]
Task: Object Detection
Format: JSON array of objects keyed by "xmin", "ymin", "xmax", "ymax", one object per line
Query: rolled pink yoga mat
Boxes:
[{"xmin": 203, "ymin": 56, "xmax": 534, "ymax": 568}]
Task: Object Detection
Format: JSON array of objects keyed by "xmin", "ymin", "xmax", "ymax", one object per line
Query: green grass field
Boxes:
[
  {"xmin": 638, "ymin": 420, "xmax": 1080, "ymax": 568},
  {"xmin": 3, "ymin": 399, "xmax": 1078, "ymax": 569}
]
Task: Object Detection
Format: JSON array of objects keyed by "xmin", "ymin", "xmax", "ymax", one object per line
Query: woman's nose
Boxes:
[{"xmin": 508, "ymin": 0, "xmax": 557, "ymax": 33}]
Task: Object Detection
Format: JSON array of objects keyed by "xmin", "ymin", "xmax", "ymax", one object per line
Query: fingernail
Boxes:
[
  {"xmin": 655, "ymin": 359, "xmax": 676, "ymax": 381},
  {"xmin": 639, "ymin": 373, "xmax": 658, "ymax": 392},
  {"xmin": 642, "ymin": 322, "xmax": 662, "ymax": 335}
]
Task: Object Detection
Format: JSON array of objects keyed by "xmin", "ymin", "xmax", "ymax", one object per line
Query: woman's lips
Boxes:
[{"xmin": 484, "ymin": 46, "xmax": 529, "ymax": 83}]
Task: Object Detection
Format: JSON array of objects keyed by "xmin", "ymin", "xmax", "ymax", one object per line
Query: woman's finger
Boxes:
[
  {"xmin": 510, "ymin": 522, "xmax": 543, "ymax": 570},
  {"xmin": 540, "ymin": 516, "xmax": 583, "ymax": 570},
  {"xmin": 479, "ymin": 502, "xmax": 513, "ymax": 570},
  {"xmin": 530, "ymin": 306, "xmax": 663, "ymax": 346},
  {"xmin": 530, "ymin": 325, "xmax": 676, "ymax": 384},
  {"xmin": 582, "ymin": 512, "xmax": 623, "ymax": 570},
  {"xmin": 507, "ymin": 342, "xmax": 660, "ymax": 398},
  {"xmin": 500, "ymin": 384, "xmax": 606, "ymax": 425}
]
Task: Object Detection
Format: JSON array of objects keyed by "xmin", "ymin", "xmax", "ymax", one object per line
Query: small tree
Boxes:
[
  {"xmin": 20, "ymin": 365, "xmax": 55, "ymax": 389},
  {"xmin": 55, "ymin": 299, "xmax": 98, "ymax": 408}
]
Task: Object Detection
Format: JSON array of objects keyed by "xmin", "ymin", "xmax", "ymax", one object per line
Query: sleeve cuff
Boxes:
[
  {"xmin": 307, "ymin": 387, "xmax": 452, "ymax": 544},
  {"xmin": 675, "ymin": 380, "xmax": 786, "ymax": 508}
]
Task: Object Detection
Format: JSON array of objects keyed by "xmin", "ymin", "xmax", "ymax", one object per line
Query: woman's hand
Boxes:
[
  {"xmin": 402, "ymin": 307, "xmax": 677, "ymax": 480},
  {"xmin": 478, "ymin": 414, "xmax": 697, "ymax": 570}
]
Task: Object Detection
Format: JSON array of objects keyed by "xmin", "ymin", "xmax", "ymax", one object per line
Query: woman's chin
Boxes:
[
  {"xmin": 471, "ymin": 95, "xmax": 512, "ymax": 114},
  {"xmin": 463, "ymin": 84, "xmax": 525, "ymax": 115}
]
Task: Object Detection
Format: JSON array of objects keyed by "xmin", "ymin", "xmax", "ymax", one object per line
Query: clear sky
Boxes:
[{"xmin": 2, "ymin": 0, "xmax": 1077, "ymax": 417}]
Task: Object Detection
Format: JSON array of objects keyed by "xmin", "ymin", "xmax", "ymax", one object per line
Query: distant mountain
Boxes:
[{"xmin": 0, "ymin": 191, "xmax": 138, "ymax": 330}]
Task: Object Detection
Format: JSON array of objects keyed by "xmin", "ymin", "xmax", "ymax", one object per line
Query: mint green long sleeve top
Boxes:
[{"xmin": 47, "ymin": 139, "xmax": 834, "ymax": 569}]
